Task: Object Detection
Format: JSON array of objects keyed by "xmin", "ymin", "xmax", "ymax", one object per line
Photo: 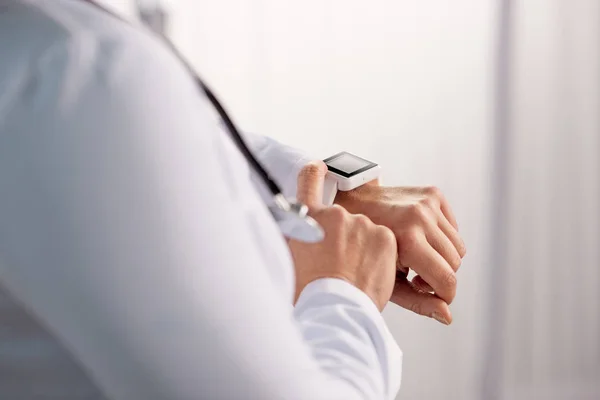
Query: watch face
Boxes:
[{"xmin": 323, "ymin": 152, "xmax": 378, "ymax": 178}]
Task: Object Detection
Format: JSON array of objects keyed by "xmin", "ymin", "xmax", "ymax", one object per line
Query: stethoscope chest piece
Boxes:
[{"xmin": 269, "ymin": 195, "xmax": 324, "ymax": 243}]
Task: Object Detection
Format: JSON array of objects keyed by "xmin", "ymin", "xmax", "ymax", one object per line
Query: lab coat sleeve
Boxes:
[
  {"xmin": 0, "ymin": 30, "xmax": 401, "ymax": 400},
  {"xmin": 244, "ymin": 132, "xmax": 315, "ymax": 200}
]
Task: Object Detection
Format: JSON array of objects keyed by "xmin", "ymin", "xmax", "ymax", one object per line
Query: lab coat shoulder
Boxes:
[
  {"xmin": 0, "ymin": 0, "xmax": 138, "ymax": 69},
  {"xmin": 0, "ymin": 0, "xmax": 192, "ymax": 129}
]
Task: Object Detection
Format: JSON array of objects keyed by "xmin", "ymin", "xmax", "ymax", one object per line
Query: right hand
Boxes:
[{"xmin": 289, "ymin": 161, "xmax": 398, "ymax": 311}]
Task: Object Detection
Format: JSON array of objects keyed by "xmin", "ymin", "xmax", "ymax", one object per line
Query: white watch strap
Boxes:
[{"xmin": 322, "ymin": 175, "xmax": 338, "ymax": 206}]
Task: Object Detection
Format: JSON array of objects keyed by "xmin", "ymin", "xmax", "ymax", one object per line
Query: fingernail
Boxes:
[{"xmin": 432, "ymin": 312, "xmax": 450, "ymax": 325}]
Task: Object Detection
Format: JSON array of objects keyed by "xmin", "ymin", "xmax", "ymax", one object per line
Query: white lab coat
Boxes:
[{"xmin": 0, "ymin": 1, "xmax": 402, "ymax": 399}]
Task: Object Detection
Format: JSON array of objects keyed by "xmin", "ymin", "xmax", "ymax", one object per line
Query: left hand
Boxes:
[{"xmin": 334, "ymin": 183, "xmax": 466, "ymax": 325}]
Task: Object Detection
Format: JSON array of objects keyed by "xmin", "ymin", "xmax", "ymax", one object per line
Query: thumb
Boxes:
[
  {"xmin": 391, "ymin": 280, "xmax": 453, "ymax": 325},
  {"xmin": 296, "ymin": 160, "xmax": 328, "ymax": 209}
]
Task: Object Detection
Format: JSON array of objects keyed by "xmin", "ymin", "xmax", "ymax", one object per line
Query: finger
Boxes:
[
  {"xmin": 296, "ymin": 161, "xmax": 328, "ymax": 208},
  {"xmin": 399, "ymin": 232, "xmax": 457, "ymax": 304},
  {"xmin": 437, "ymin": 210, "xmax": 467, "ymax": 258},
  {"xmin": 391, "ymin": 279, "xmax": 452, "ymax": 325},
  {"xmin": 412, "ymin": 275, "xmax": 433, "ymax": 292},
  {"xmin": 438, "ymin": 194, "xmax": 459, "ymax": 230},
  {"xmin": 396, "ymin": 258, "xmax": 409, "ymax": 276},
  {"xmin": 425, "ymin": 225, "xmax": 462, "ymax": 272}
]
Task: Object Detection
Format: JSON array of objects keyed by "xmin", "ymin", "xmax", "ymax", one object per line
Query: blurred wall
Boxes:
[
  {"xmin": 487, "ymin": 1, "xmax": 600, "ymax": 399},
  {"xmin": 165, "ymin": 1, "xmax": 496, "ymax": 399}
]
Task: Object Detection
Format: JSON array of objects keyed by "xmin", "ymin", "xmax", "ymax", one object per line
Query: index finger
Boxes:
[
  {"xmin": 439, "ymin": 194, "xmax": 459, "ymax": 230},
  {"xmin": 391, "ymin": 279, "xmax": 452, "ymax": 324},
  {"xmin": 399, "ymin": 233, "xmax": 457, "ymax": 304}
]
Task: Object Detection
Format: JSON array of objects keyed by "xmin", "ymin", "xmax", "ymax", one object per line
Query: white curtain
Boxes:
[{"xmin": 484, "ymin": 1, "xmax": 600, "ymax": 399}]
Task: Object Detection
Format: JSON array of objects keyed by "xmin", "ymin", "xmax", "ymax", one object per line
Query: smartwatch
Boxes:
[{"xmin": 322, "ymin": 151, "xmax": 381, "ymax": 205}]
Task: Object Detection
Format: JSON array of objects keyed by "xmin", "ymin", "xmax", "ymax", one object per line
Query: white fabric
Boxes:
[{"xmin": 0, "ymin": 1, "xmax": 402, "ymax": 399}]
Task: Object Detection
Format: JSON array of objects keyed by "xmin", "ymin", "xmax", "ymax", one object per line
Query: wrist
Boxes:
[
  {"xmin": 321, "ymin": 152, "xmax": 381, "ymax": 205},
  {"xmin": 296, "ymin": 277, "xmax": 386, "ymax": 313},
  {"xmin": 334, "ymin": 181, "xmax": 381, "ymax": 213}
]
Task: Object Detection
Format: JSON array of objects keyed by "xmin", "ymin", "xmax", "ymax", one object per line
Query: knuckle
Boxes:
[
  {"xmin": 328, "ymin": 204, "xmax": 347, "ymax": 221},
  {"xmin": 424, "ymin": 185, "xmax": 443, "ymax": 198},
  {"xmin": 457, "ymin": 241, "xmax": 467, "ymax": 258},
  {"xmin": 420, "ymin": 196, "xmax": 436, "ymax": 210},
  {"xmin": 321, "ymin": 205, "xmax": 347, "ymax": 231},
  {"xmin": 400, "ymin": 228, "xmax": 421, "ymax": 252},
  {"xmin": 376, "ymin": 226, "xmax": 396, "ymax": 248},
  {"xmin": 299, "ymin": 161, "xmax": 326, "ymax": 178},
  {"xmin": 354, "ymin": 214, "xmax": 371, "ymax": 227},
  {"xmin": 449, "ymin": 255, "xmax": 462, "ymax": 271},
  {"xmin": 408, "ymin": 302, "xmax": 424, "ymax": 316},
  {"xmin": 443, "ymin": 270, "xmax": 458, "ymax": 291},
  {"xmin": 409, "ymin": 202, "xmax": 429, "ymax": 220}
]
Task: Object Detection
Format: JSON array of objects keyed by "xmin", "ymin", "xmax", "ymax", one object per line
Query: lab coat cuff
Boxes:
[
  {"xmin": 296, "ymin": 278, "xmax": 382, "ymax": 318},
  {"xmin": 296, "ymin": 278, "xmax": 403, "ymax": 398}
]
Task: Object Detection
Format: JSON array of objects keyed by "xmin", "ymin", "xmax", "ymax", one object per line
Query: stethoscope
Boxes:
[{"xmin": 84, "ymin": 0, "xmax": 324, "ymax": 243}]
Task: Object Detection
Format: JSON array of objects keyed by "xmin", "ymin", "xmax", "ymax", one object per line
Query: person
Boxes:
[{"xmin": 0, "ymin": 0, "xmax": 466, "ymax": 399}]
